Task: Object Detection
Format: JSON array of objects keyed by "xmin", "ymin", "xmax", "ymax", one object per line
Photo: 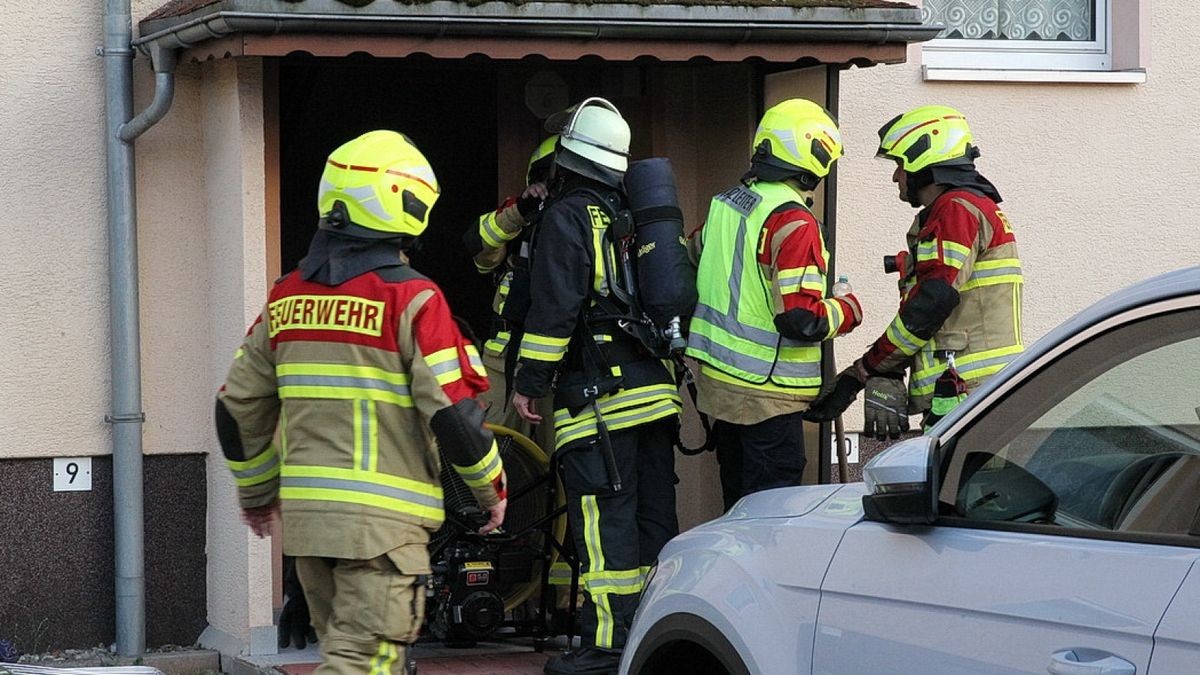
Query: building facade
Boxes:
[{"xmin": 1, "ymin": 0, "xmax": 1196, "ymax": 658}]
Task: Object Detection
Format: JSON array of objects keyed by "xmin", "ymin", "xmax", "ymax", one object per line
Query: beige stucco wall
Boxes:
[
  {"xmin": 1, "ymin": 0, "xmax": 275, "ymax": 652},
  {"xmin": 835, "ymin": 1, "xmax": 1200, "ymax": 431},
  {"xmin": 0, "ymin": 1, "xmax": 228, "ymax": 461},
  {"xmin": 0, "ymin": 2, "xmax": 112, "ymax": 460}
]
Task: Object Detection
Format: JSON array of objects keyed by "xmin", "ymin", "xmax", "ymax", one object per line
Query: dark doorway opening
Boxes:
[{"xmin": 278, "ymin": 56, "xmax": 499, "ymax": 335}]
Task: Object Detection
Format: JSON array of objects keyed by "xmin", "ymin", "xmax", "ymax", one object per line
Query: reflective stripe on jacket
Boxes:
[
  {"xmin": 219, "ymin": 265, "xmax": 492, "ymax": 561},
  {"xmin": 513, "ymin": 183, "xmax": 680, "ymax": 451},
  {"xmin": 686, "ymin": 181, "xmax": 825, "ymax": 395},
  {"xmin": 904, "ymin": 190, "xmax": 1023, "ymax": 411}
]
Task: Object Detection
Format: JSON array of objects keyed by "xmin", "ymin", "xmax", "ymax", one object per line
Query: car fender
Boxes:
[{"xmin": 623, "ymin": 485, "xmax": 868, "ymax": 675}]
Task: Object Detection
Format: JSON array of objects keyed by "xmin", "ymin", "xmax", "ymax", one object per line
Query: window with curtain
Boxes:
[
  {"xmin": 923, "ymin": 0, "xmax": 1095, "ymax": 41},
  {"xmin": 921, "ymin": 0, "xmax": 1111, "ymax": 71}
]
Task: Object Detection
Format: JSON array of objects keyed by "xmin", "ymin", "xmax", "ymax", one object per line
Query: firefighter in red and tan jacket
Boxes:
[
  {"xmin": 215, "ymin": 130, "xmax": 506, "ymax": 675},
  {"xmin": 806, "ymin": 106, "xmax": 1024, "ymax": 435}
]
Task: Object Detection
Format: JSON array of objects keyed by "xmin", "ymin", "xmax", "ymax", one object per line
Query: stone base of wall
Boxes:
[{"xmin": 0, "ymin": 454, "xmax": 207, "ymax": 652}]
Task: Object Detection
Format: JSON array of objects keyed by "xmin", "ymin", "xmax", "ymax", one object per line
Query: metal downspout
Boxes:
[{"xmin": 103, "ymin": 0, "xmax": 177, "ymax": 657}]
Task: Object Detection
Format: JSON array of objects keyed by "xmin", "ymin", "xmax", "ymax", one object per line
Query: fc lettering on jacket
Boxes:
[{"xmin": 268, "ymin": 294, "xmax": 386, "ymax": 337}]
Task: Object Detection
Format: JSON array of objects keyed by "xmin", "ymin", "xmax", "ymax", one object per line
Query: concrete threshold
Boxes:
[{"xmin": 11, "ymin": 650, "xmax": 220, "ymax": 675}]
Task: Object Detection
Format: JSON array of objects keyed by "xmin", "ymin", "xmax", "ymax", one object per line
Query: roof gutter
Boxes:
[{"xmin": 135, "ymin": 9, "xmax": 940, "ymax": 53}]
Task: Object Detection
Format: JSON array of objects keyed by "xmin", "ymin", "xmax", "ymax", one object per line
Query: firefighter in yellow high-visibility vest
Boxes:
[
  {"xmin": 687, "ymin": 99, "xmax": 862, "ymax": 510},
  {"xmin": 216, "ymin": 130, "xmax": 507, "ymax": 675}
]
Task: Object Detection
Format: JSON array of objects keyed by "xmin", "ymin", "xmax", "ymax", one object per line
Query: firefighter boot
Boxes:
[{"xmin": 544, "ymin": 647, "xmax": 622, "ymax": 675}]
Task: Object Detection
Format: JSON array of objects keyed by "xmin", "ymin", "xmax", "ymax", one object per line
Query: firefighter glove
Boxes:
[
  {"xmin": 863, "ymin": 375, "xmax": 909, "ymax": 441},
  {"xmin": 803, "ymin": 371, "xmax": 864, "ymax": 422}
]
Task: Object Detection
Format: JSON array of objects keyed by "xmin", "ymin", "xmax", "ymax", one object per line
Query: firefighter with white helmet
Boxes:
[
  {"xmin": 216, "ymin": 130, "xmax": 507, "ymax": 675},
  {"xmin": 510, "ymin": 99, "xmax": 681, "ymax": 675}
]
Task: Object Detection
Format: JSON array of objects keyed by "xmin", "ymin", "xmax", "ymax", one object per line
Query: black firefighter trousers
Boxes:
[
  {"xmin": 715, "ymin": 411, "xmax": 806, "ymax": 512},
  {"xmin": 559, "ymin": 417, "xmax": 678, "ymax": 652}
]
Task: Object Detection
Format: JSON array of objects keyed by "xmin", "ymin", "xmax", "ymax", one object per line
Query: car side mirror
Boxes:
[{"xmin": 862, "ymin": 436, "xmax": 939, "ymax": 525}]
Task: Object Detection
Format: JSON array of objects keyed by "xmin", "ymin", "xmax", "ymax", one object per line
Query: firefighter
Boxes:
[
  {"xmin": 462, "ymin": 136, "xmax": 556, "ymax": 432},
  {"xmin": 510, "ymin": 98, "xmax": 680, "ymax": 675},
  {"xmin": 805, "ymin": 105, "xmax": 1023, "ymax": 433},
  {"xmin": 686, "ymin": 98, "xmax": 863, "ymax": 511},
  {"xmin": 215, "ymin": 130, "xmax": 508, "ymax": 675}
]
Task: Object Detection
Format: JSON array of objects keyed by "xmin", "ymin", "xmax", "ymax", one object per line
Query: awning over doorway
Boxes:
[{"xmin": 137, "ymin": 0, "xmax": 938, "ymax": 64}]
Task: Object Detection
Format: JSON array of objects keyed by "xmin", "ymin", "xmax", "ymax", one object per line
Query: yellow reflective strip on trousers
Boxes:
[
  {"xmin": 582, "ymin": 496, "xmax": 613, "ymax": 647},
  {"xmin": 581, "ymin": 568, "xmax": 645, "ymax": 595}
]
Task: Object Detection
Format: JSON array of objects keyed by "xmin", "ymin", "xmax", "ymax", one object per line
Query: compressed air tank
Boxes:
[{"xmin": 623, "ymin": 158, "xmax": 697, "ymax": 329}]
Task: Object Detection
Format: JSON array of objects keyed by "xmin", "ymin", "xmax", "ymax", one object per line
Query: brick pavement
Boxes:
[{"xmin": 276, "ymin": 644, "xmax": 558, "ymax": 675}]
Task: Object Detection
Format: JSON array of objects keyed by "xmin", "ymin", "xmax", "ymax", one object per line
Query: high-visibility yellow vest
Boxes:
[{"xmin": 686, "ymin": 181, "xmax": 825, "ymax": 395}]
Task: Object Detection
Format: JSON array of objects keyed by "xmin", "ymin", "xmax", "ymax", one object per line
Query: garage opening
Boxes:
[{"xmin": 278, "ymin": 55, "xmax": 501, "ymax": 334}]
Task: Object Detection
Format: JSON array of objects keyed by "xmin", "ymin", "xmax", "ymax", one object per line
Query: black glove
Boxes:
[
  {"xmin": 803, "ymin": 372, "xmax": 864, "ymax": 422},
  {"xmin": 516, "ymin": 193, "xmax": 543, "ymax": 218},
  {"xmin": 863, "ymin": 375, "xmax": 910, "ymax": 440},
  {"xmin": 279, "ymin": 556, "xmax": 317, "ymax": 650}
]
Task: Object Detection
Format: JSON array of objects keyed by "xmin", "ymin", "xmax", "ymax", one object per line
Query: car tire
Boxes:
[{"xmin": 626, "ymin": 613, "xmax": 749, "ymax": 675}]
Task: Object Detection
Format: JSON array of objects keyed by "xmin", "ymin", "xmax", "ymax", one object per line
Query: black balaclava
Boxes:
[
  {"xmin": 905, "ymin": 145, "xmax": 1002, "ymax": 207},
  {"xmin": 298, "ymin": 202, "xmax": 411, "ymax": 286}
]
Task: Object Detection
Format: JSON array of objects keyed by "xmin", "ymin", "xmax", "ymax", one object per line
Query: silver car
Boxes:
[{"xmin": 623, "ymin": 266, "xmax": 1200, "ymax": 675}]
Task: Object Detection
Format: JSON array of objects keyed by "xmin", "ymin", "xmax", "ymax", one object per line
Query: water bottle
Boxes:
[{"xmin": 831, "ymin": 274, "xmax": 853, "ymax": 298}]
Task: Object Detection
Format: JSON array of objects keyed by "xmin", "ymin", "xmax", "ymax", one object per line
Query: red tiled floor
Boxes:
[{"xmin": 277, "ymin": 650, "xmax": 554, "ymax": 675}]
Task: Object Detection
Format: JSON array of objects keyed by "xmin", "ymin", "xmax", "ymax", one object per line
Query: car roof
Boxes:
[{"xmin": 932, "ymin": 264, "xmax": 1200, "ymax": 432}]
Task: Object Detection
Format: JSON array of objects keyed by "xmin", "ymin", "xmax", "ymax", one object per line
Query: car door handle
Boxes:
[{"xmin": 1047, "ymin": 649, "xmax": 1136, "ymax": 675}]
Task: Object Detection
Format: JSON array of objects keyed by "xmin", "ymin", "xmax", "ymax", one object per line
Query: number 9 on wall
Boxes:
[{"xmin": 53, "ymin": 457, "xmax": 92, "ymax": 492}]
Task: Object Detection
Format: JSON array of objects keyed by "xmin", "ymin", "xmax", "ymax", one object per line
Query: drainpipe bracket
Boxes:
[
  {"xmin": 106, "ymin": 412, "xmax": 147, "ymax": 424},
  {"xmin": 98, "ymin": 46, "xmax": 136, "ymax": 57}
]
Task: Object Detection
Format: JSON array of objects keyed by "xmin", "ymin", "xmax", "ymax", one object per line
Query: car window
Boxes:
[{"xmin": 939, "ymin": 308, "xmax": 1200, "ymax": 541}]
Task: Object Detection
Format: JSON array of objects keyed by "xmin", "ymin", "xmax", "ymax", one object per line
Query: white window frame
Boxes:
[{"xmin": 922, "ymin": 0, "xmax": 1112, "ymax": 71}]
